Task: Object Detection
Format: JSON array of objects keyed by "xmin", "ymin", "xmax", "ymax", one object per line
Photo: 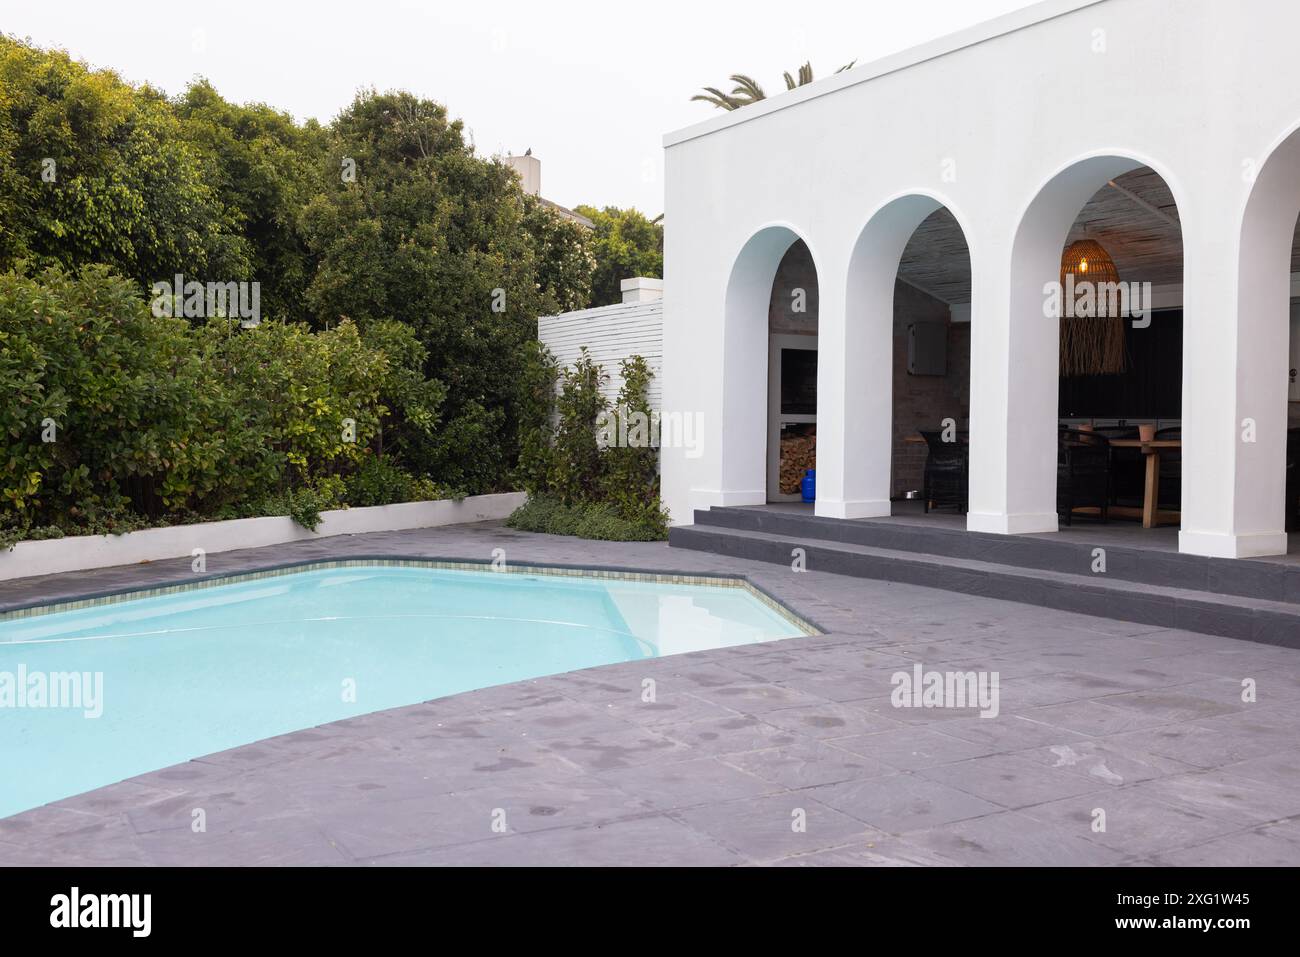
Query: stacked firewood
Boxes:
[{"xmin": 780, "ymin": 433, "xmax": 817, "ymax": 495}]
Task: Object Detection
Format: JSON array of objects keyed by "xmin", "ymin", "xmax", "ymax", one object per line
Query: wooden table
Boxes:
[
  {"xmin": 903, "ymin": 433, "xmax": 1181, "ymax": 529},
  {"xmin": 1107, "ymin": 438, "xmax": 1181, "ymax": 528}
]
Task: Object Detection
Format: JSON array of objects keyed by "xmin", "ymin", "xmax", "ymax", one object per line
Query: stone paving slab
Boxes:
[{"xmin": 1, "ymin": 521, "xmax": 1299, "ymax": 866}]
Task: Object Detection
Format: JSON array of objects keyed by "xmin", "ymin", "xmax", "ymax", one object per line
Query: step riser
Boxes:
[
  {"xmin": 692, "ymin": 509, "xmax": 1299, "ymax": 603},
  {"xmin": 670, "ymin": 526, "xmax": 1300, "ymax": 650}
]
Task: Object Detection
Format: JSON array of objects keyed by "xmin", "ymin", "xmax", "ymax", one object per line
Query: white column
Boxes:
[
  {"xmin": 1179, "ymin": 160, "xmax": 1297, "ymax": 558},
  {"xmin": 815, "ymin": 246, "xmax": 892, "ymax": 520},
  {"xmin": 671, "ymin": 227, "xmax": 798, "ymax": 520},
  {"xmin": 819, "ymin": 197, "xmax": 953, "ymax": 521},
  {"xmin": 970, "ymin": 157, "xmax": 1143, "ymax": 536},
  {"xmin": 966, "ymin": 234, "xmax": 1062, "ymax": 535}
]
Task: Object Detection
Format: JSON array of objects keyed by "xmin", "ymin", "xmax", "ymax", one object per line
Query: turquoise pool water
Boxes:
[{"xmin": 0, "ymin": 564, "xmax": 809, "ymax": 819}]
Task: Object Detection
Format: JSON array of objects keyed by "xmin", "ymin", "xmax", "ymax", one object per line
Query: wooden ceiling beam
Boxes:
[{"xmin": 1105, "ymin": 180, "xmax": 1181, "ymax": 230}]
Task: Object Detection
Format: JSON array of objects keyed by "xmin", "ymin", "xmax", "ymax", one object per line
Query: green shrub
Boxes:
[
  {"xmin": 506, "ymin": 495, "xmax": 666, "ymax": 543},
  {"xmin": 571, "ymin": 502, "xmax": 664, "ymax": 542},
  {"xmin": 504, "ymin": 495, "xmax": 564, "ymax": 535},
  {"xmin": 601, "ymin": 355, "xmax": 668, "ymax": 534},
  {"xmin": 0, "ymin": 264, "xmax": 216, "ymax": 528},
  {"xmin": 279, "ymin": 487, "xmax": 326, "ymax": 532},
  {"xmin": 550, "ymin": 348, "xmax": 606, "ymax": 504},
  {"xmin": 508, "ymin": 349, "xmax": 669, "ymax": 543},
  {"xmin": 514, "ymin": 341, "xmax": 558, "ymax": 496},
  {"xmin": 0, "ymin": 264, "xmax": 454, "ymax": 545},
  {"xmin": 345, "ymin": 454, "xmax": 440, "ymax": 508}
]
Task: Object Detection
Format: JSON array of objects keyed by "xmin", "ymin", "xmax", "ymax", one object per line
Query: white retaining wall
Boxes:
[{"xmin": 0, "ymin": 492, "xmax": 526, "ymax": 582}]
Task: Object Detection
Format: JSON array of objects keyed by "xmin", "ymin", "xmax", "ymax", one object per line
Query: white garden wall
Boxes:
[
  {"xmin": 0, "ymin": 492, "xmax": 526, "ymax": 582},
  {"xmin": 539, "ymin": 300, "xmax": 663, "ymax": 410}
]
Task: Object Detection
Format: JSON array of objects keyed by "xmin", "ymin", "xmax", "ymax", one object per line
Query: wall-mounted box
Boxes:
[{"xmin": 908, "ymin": 322, "xmax": 948, "ymax": 376}]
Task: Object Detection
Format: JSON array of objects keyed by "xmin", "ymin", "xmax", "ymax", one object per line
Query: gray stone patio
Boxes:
[{"xmin": 2, "ymin": 521, "xmax": 1300, "ymax": 866}]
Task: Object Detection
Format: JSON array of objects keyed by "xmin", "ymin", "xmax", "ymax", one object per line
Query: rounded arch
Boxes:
[
  {"xmin": 817, "ymin": 191, "xmax": 975, "ymax": 519},
  {"xmin": 719, "ymin": 223, "xmax": 821, "ymax": 502},
  {"xmin": 1233, "ymin": 125, "xmax": 1300, "ymax": 540},
  {"xmin": 845, "ymin": 189, "xmax": 977, "ymax": 347},
  {"xmin": 849, "ymin": 188, "xmax": 978, "ymax": 272},
  {"xmin": 1001, "ymin": 150, "xmax": 1187, "ymax": 530},
  {"xmin": 1239, "ymin": 127, "xmax": 1300, "ymax": 311}
]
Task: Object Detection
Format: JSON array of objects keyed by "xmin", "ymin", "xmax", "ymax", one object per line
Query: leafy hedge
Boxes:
[
  {"xmin": 509, "ymin": 349, "xmax": 668, "ymax": 541},
  {"xmin": 0, "ymin": 265, "xmax": 448, "ymax": 546}
]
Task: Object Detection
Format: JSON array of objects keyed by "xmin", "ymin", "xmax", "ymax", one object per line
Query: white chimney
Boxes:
[
  {"xmin": 505, "ymin": 153, "xmax": 541, "ymax": 196},
  {"xmin": 621, "ymin": 277, "xmax": 664, "ymax": 304}
]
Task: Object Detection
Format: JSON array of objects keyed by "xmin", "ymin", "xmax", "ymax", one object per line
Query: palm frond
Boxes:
[
  {"xmin": 728, "ymin": 74, "xmax": 767, "ymax": 104},
  {"xmin": 691, "ymin": 87, "xmax": 742, "ymax": 110},
  {"xmin": 694, "ymin": 60, "xmax": 855, "ymax": 111},
  {"xmin": 783, "ymin": 62, "xmax": 816, "ymax": 90}
]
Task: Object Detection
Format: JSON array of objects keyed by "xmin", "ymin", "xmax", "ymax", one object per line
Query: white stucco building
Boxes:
[{"xmin": 660, "ymin": 0, "xmax": 1300, "ymax": 559}]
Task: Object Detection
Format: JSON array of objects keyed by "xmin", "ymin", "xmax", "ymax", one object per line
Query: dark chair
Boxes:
[
  {"xmin": 1287, "ymin": 428, "xmax": 1300, "ymax": 533},
  {"xmin": 1092, "ymin": 425, "xmax": 1143, "ymax": 508},
  {"xmin": 921, "ymin": 430, "xmax": 969, "ymax": 514},
  {"xmin": 1058, "ymin": 429, "xmax": 1111, "ymax": 525},
  {"xmin": 1155, "ymin": 426, "xmax": 1181, "ymax": 511}
]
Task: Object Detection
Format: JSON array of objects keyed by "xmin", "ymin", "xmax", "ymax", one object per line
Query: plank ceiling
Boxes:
[{"xmin": 890, "ymin": 165, "xmax": 1270, "ymax": 305}]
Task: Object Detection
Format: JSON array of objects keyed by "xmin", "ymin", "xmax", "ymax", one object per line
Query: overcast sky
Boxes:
[{"xmin": 4, "ymin": 0, "xmax": 1038, "ymax": 215}]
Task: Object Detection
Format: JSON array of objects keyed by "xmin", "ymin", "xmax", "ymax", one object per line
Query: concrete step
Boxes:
[
  {"xmin": 669, "ymin": 523, "xmax": 1300, "ymax": 649},
  {"xmin": 691, "ymin": 507, "xmax": 1300, "ymax": 604}
]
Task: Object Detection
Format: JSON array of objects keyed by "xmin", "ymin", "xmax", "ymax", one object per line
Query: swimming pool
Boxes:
[{"xmin": 0, "ymin": 561, "xmax": 814, "ymax": 819}]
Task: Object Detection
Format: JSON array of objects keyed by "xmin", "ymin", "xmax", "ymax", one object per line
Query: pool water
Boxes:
[{"xmin": 0, "ymin": 564, "xmax": 810, "ymax": 819}]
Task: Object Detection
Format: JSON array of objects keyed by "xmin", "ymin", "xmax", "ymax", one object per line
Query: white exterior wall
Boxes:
[
  {"xmin": 0, "ymin": 493, "xmax": 526, "ymax": 582},
  {"xmin": 539, "ymin": 301, "xmax": 663, "ymax": 410},
  {"xmin": 661, "ymin": 0, "xmax": 1300, "ymax": 558}
]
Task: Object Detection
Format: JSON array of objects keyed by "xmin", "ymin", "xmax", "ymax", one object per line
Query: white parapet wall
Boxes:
[{"xmin": 0, "ymin": 492, "xmax": 526, "ymax": 582}]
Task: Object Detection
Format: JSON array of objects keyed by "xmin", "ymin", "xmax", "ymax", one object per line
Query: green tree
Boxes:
[
  {"xmin": 573, "ymin": 205, "xmax": 663, "ymax": 307},
  {"xmin": 299, "ymin": 88, "xmax": 593, "ymax": 492},
  {"xmin": 0, "ymin": 38, "xmax": 602, "ymax": 514},
  {"xmin": 173, "ymin": 79, "xmax": 329, "ymax": 323},
  {"xmin": 0, "ymin": 35, "xmax": 248, "ymax": 287}
]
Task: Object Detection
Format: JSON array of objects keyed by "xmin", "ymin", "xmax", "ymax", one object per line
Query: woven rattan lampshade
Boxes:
[
  {"xmin": 1059, "ymin": 239, "xmax": 1127, "ymax": 377},
  {"xmin": 1061, "ymin": 239, "xmax": 1120, "ymax": 286}
]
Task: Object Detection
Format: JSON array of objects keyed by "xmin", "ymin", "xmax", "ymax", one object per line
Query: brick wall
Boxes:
[
  {"xmin": 769, "ymin": 241, "xmax": 819, "ymax": 336},
  {"xmin": 891, "ymin": 282, "xmax": 970, "ymax": 497}
]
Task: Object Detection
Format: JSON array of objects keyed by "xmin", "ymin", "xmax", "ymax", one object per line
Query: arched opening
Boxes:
[
  {"xmin": 1010, "ymin": 156, "xmax": 1185, "ymax": 534},
  {"xmin": 766, "ymin": 239, "xmax": 820, "ymax": 501},
  {"xmin": 720, "ymin": 226, "xmax": 820, "ymax": 505},
  {"xmin": 1238, "ymin": 128, "xmax": 1300, "ymax": 549},
  {"xmin": 830, "ymin": 195, "xmax": 972, "ymax": 520}
]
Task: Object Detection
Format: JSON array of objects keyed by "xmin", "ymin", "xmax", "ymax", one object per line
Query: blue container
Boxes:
[{"xmin": 800, "ymin": 469, "xmax": 816, "ymax": 503}]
